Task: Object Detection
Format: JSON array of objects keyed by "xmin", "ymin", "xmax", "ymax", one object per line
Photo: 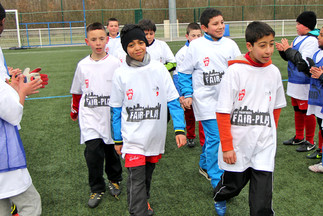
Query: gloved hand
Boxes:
[
  {"xmin": 23, "ymin": 67, "xmax": 49, "ymax": 88},
  {"xmin": 70, "ymin": 94, "xmax": 82, "ymax": 121},
  {"xmin": 306, "ymin": 57, "xmax": 316, "ymax": 68}
]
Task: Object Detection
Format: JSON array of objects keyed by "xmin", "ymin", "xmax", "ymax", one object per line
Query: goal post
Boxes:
[{"xmin": 4, "ymin": 9, "xmax": 21, "ymax": 48}]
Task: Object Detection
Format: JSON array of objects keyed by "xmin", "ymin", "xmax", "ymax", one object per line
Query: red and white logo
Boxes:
[
  {"xmin": 203, "ymin": 57, "xmax": 210, "ymax": 66},
  {"xmin": 85, "ymin": 79, "xmax": 89, "ymax": 88},
  {"xmin": 153, "ymin": 86, "xmax": 159, "ymax": 96},
  {"xmin": 238, "ymin": 89, "xmax": 245, "ymax": 101},
  {"xmin": 126, "ymin": 89, "xmax": 133, "ymax": 100}
]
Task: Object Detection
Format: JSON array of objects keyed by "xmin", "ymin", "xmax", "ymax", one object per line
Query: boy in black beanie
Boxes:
[
  {"xmin": 109, "ymin": 24, "xmax": 186, "ymax": 216},
  {"xmin": 276, "ymin": 11, "xmax": 319, "ymax": 153}
]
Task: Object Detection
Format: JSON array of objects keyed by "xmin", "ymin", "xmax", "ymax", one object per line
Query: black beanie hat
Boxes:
[
  {"xmin": 296, "ymin": 11, "xmax": 317, "ymax": 30},
  {"xmin": 121, "ymin": 24, "xmax": 149, "ymax": 54}
]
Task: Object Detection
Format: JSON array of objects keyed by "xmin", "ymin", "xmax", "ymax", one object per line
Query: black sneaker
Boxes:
[
  {"xmin": 306, "ymin": 148, "xmax": 322, "ymax": 159},
  {"xmin": 296, "ymin": 141, "xmax": 316, "ymax": 152},
  {"xmin": 199, "ymin": 167, "xmax": 211, "ymax": 181},
  {"xmin": 88, "ymin": 192, "xmax": 104, "ymax": 208},
  {"xmin": 187, "ymin": 139, "xmax": 195, "ymax": 148},
  {"xmin": 108, "ymin": 181, "xmax": 121, "ymax": 197},
  {"xmin": 283, "ymin": 136, "xmax": 305, "ymax": 145},
  {"xmin": 11, "ymin": 203, "xmax": 18, "ymax": 215}
]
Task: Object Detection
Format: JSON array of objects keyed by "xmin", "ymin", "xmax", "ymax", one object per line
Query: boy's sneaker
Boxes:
[
  {"xmin": 147, "ymin": 202, "xmax": 154, "ymax": 216},
  {"xmin": 187, "ymin": 139, "xmax": 195, "ymax": 148},
  {"xmin": 11, "ymin": 203, "xmax": 18, "ymax": 215},
  {"xmin": 296, "ymin": 141, "xmax": 316, "ymax": 152},
  {"xmin": 199, "ymin": 167, "xmax": 211, "ymax": 181},
  {"xmin": 306, "ymin": 148, "xmax": 322, "ymax": 159},
  {"xmin": 108, "ymin": 181, "xmax": 121, "ymax": 197},
  {"xmin": 308, "ymin": 162, "xmax": 323, "ymax": 173},
  {"xmin": 214, "ymin": 201, "xmax": 226, "ymax": 216},
  {"xmin": 88, "ymin": 192, "xmax": 104, "ymax": 208},
  {"xmin": 283, "ymin": 136, "xmax": 304, "ymax": 145}
]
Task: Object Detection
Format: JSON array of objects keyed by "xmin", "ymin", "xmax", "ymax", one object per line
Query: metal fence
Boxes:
[{"xmin": 1, "ymin": 19, "xmax": 323, "ymax": 49}]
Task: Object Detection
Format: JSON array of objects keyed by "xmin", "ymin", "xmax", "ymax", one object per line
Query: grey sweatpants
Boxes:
[{"xmin": 0, "ymin": 183, "xmax": 41, "ymax": 216}]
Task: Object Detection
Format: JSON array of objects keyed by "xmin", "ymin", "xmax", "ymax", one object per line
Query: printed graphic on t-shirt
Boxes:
[
  {"xmin": 203, "ymin": 57, "xmax": 210, "ymax": 66},
  {"xmin": 126, "ymin": 103, "xmax": 161, "ymax": 122},
  {"xmin": 126, "ymin": 89, "xmax": 134, "ymax": 100},
  {"xmin": 84, "ymin": 92, "xmax": 110, "ymax": 107},
  {"xmin": 203, "ymin": 70, "xmax": 224, "ymax": 85},
  {"xmin": 231, "ymin": 106, "xmax": 271, "ymax": 127}
]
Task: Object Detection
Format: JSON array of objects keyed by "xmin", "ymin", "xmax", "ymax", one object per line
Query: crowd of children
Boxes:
[{"xmin": 1, "ymin": 1, "xmax": 322, "ymax": 215}]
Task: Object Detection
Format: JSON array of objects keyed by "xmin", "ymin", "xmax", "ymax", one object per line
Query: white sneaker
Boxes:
[{"xmin": 308, "ymin": 162, "xmax": 323, "ymax": 173}]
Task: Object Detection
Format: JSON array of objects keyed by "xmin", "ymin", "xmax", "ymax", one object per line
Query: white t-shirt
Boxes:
[
  {"xmin": 105, "ymin": 33, "xmax": 122, "ymax": 58},
  {"xmin": 287, "ymin": 35, "xmax": 319, "ymax": 100},
  {"xmin": 109, "ymin": 60, "xmax": 179, "ymax": 156},
  {"xmin": 70, "ymin": 54, "xmax": 121, "ymax": 144},
  {"xmin": 173, "ymin": 44, "xmax": 188, "ymax": 76},
  {"xmin": 0, "ymin": 47, "xmax": 9, "ymax": 81},
  {"xmin": 0, "ymin": 81, "xmax": 32, "ymax": 199},
  {"xmin": 178, "ymin": 36, "xmax": 241, "ymax": 121},
  {"xmin": 146, "ymin": 39, "xmax": 176, "ymax": 64},
  {"xmin": 216, "ymin": 61, "xmax": 286, "ymax": 172}
]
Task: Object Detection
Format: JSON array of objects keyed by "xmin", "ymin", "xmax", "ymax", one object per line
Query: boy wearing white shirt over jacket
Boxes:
[
  {"xmin": 70, "ymin": 22, "xmax": 122, "ymax": 209},
  {"xmin": 213, "ymin": 21, "xmax": 286, "ymax": 216},
  {"xmin": 109, "ymin": 24, "xmax": 186, "ymax": 216}
]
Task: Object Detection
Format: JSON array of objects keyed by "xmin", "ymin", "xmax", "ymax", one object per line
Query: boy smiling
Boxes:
[{"xmin": 213, "ymin": 21, "xmax": 286, "ymax": 216}]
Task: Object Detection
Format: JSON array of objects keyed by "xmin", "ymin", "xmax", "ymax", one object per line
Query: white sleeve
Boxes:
[
  {"xmin": 274, "ymin": 69, "xmax": 287, "ymax": 109},
  {"xmin": 163, "ymin": 67, "xmax": 179, "ymax": 102},
  {"xmin": 70, "ymin": 64, "xmax": 83, "ymax": 94},
  {"xmin": 0, "ymin": 82, "xmax": 23, "ymax": 125},
  {"xmin": 163, "ymin": 42, "xmax": 176, "ymax": 63},
  {"xmin": 109, "ymin": 69, "xmax": 124, "ymax": 107},
  {"xmin": 174, "ymin": 47, "xmax": 185, "ymax": 75},
  {"xmin": 178, "ymin": 45, "xmax": 194, "ymax": 75},
  {"xmin": 216, "ymin": 67, "xmax": 237, "ymax": 114},
  {"xmin": 299, "ymin": 37, "xmax": 319, "ymax": 60}
]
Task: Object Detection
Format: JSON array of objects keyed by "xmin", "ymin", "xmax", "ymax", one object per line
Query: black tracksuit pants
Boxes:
[
  {"xmin": 84, "ymin": 138, "xmax": 123, "ymax": 193},
  {"xmin": 213, "ymin": 167, "xmax": 274, "ymax": 216},
  {"xmin": 127, "ymin": 163, "xmax": 156, "ymax": 216}
]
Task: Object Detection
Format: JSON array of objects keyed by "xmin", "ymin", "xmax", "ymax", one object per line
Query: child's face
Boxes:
[
  {"xmin": 318, "ymin": 28, "xmax": 323, "ymax": 47},
  {"xmin": 144, "ymin": 30, "xmax": 155, "ymax": 45},
  {"xmin": 107, "ymin": 21, "xmax": 119, "ymax": 37},
  {"xmin": 296, "ymin": 22, "xmax": 309, "ymax": 36},
  {"xmin": 186, "ymin": 29, "xmax": 202, "ymax": 43},
  {"xmin": 127, "ymin": 39, "xmax": 147, "ymax": 62},
  {"xmin": 201, "ymin": 15, "xmax": 225, "ymax": 41},
  {"xmin": 246, "ymin": 34, "xmax": 275, "ymax": 64},
  {"xmin": 85, "ymin": 29, "xmax": 108, "ymax": 59}
]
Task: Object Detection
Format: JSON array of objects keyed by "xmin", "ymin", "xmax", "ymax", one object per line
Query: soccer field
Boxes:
[{"xmin": 3, "ymin": 38, "xmax": 322, "ymax": 216}]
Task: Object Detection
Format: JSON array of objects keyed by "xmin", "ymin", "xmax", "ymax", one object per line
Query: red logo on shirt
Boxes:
[
  {"xmin": 126, "ymin": 89, "xmax": 133, "ymax": 100},
  {"xmin": 153, "ymin": 86, "xmax": 159, "ymax": 96},
  {"xmin": 85, "ymin": 79, "xmax": 89, "ymax": 88},
  {"xmin": 203, "ymin": 57, "xmax": 210, "ymax": 66},
  {"xmin": 238, "ymin": 89, "xmax": 245, "ymax": 101}
]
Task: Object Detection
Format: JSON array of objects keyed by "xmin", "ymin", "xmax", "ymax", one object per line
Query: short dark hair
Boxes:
[
  {"xmin": 200, "ymin": 8, "xmax": 222, "ymax": 28},
  {"xmin": 0, "ymin": 3, "xmax": 6, "ymax": 21},
  {"xmin": 138, "ymin": 19, "xmax": 156, "ymax": 32},
  {"xmin": 186, "ymin": 22, "xmax": 201, "ymax": 35},
  {"xmin": 107, "ymin": 17, "xmax": 118, "ymax": 26},
  {"xmin": 86, "ymin": 22, "xmax": 106, "ymax": 34},
  {"xmin": 245, "ymin": 21, "xmax": 275, "ymax": 45}
]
